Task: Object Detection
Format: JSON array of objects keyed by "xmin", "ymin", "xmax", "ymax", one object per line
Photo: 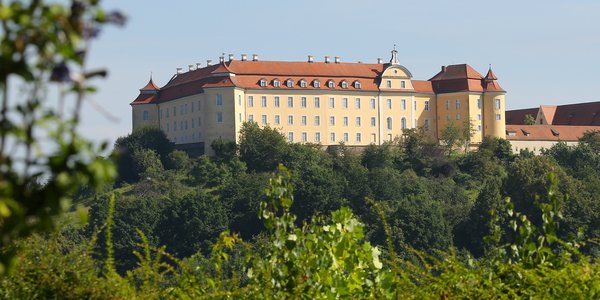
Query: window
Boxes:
[
  {"xmin": 180, "ymin": 121, "xmax": 183, "ymax": 130},
  {"xmin": 216, "ymin": 94, "xmax": 223, "ymax": 106},
  {"xmin": 401, "ymin": 80, "xmax": 406, "ymax": 88},
  {"xmin": 343, "ymin": 117, "xmax": 348, "ymax": 126},
  {"xmin": 424, "ymin": 119, "xmax": 430, "ymax": 130},
  {"xmin": 371, "ymin": 117, "xmax": 376, "ymax": 127},
  {"xmin": 273, "ymin": 79, "xmax": 280, "ymax": 87},
  {"xmin": 166, "ymin": 108, "xmax": 170, "ymax": 118},
  {"xmin": 288, "ymin": 115, "xmax": 294, "ymax": 125},
  {"xmin": 329, "ymin": 116, "xmax": 335, "ymax": 126},
  {"xmin": 301, "ymin": 115, "xmax": 307, "ymax": 125},
  {"xmin": 477, "ymin": 98, "xmax": 481, "ymax": 109},
  {"xmin": 355, "ymin": 98, "xmax": 361, "ymax": 109},
  {"xmin": 456, "ymin": 113, "xmax": 461, "ymax": 120},
  {"xmin": 478, "ymin": 125, "xmax": 482, "ymax": 131},
  {"xmin": 237, "ymin": 95, "xmax": 241, "ymax": 106},
  {"xmin": 166, "ymin": 123, "xmax": 170, "ymax": 132},
  {"xmin": 300, "ymin": 80, "xmax": 307, "ymax": 88},
  {"xmin": 301, "ymin": 97, "xmax": 307, "ymax": 108},
  {"xmin": 343, "ymin": 133, "xmax": 349, "ymax": 142},
  {"xmin": 143, "ymin": 110, "xmax": 149, "ymax": 121},
  {"xmin": 313, "ymin": 80, "xmax": 321, "ymax": 88},
  {"xmin": 495, "ymin": 99, "xmax": 501, "ymax": 110},
  {"xmin": 401, "ymin": 99, "xmax": 406, "ymax": 110},
  {"xmin": 356, "ymin": 133, "xmax": 362, "ymax": 142},
  {"xmin": 261, "ymin": 96, "xmax": 267, "ymax": 107},
  {"xmin": 387, "ymin": 117, "xmax": 392, "ymax": 130},
  {"xmin": 259, "ymin": 79, "xmax": 267, "ymax": 87},
  {"xmin": 355, "ymin": 117, "xmax": 361, "ymax": 126},
  {"xmin": 342, "ymin": 98, "xmax": 348, "ymax": 108},
  {"xmin": 173, "ymin": 107, "xmax": 176, "ymax": 116},
  {"xmin": 456, "ymin": 99, "xmax": 461, "ymax": 109},
  {"xmin": 274, "ymin": 115, "xmax": 280, "ymax": 125},
  {"xmin": 191, "ymin": 118, "xmax": 195, "ymax": 128},
  {"xmin": 446, "ymin": 115, "xmax": 450, "ymax": 121},
  {"xmin": 354, "ymin": 81, "xmax": 361, "ymax": 89},
  {"xmin": 185, "ymin": 120, "xmax": 188, "ymax": 129},
  {"xmin": 496, "ymin": 113, "xmax": 502, "ymax": 120},
  {"xmin": 173, "ymin": 121, "xmax": 177, "ymax": 131},
  {"xmin": 445, "ymin": 100, "xmax": 450, "ymax": 110},
  {"xmin": 288, "ymin": 132, "xmax": 294, "ymax": 142},
  {"xmin": 314, "ymin": 97, "xmax": 320, "ymax": 108},
  {"xmin": 191, "ymin": 102, "xmax": 194, "ymax": 112},
  {"xmin": 413, "ymin": 100, "xmax": 417, "ymax": 111},
  {"xmin": 248, "ymin": 114, "xmax": 254, "ymax": 122},
  {"xmin": 327, "ymin": 80, "xmax": 335, "ymax": 88},
  {"xmin": 247, "ymin": 96, "xmax": 254, "ymax": 107},
  {"xmin": 287, "ymin": 96, "xmax": 293, "ymax": 108},
  {"xmin": 286, "ymin": 79, "xmax": 294, "ymax": 87},
  {"xmin": 261, "ymin": 115, "xmax": 267, "ymax": 125},
  {"xmin": 330, "ymin": 132, "xmax": 336, "ymax": 142},
  {"xmin": 217, "ymin": 112, "xmax": 223, "ymax": 123},
  {"xmin": 424, "ymin": 101, "xmax": 430, "ymax": 111},
  {"xmin": 198, "ymin": 117, "xmax": 201, "ymax": 126},
  {"xmin": 314, "ymin": 116, "xmax": 320, "ymax": 126},
  {"xmin": 341, "ymin": 80, "xmax": 348, "ymax": 89},
  {"xmin": 198, "ymin": 101, "xmax": 201, "ymax": 111},
  {"xmin": 301, "ymin": 132, "xmax": 307, "ymax": 142},
  {"xmin": 315, "ymin": 132, "xmax": 321, "ymax": 142},
  {"xmin": 401, "ymin": 117, "xmax": 407, "ymax": 129},
  {"xmin": 477, "ymin": 114, "xmax": 481, "ymax": 121},
  {"xmin": 239, "ymin": 113, "xmax": 242, "ymax": 122},
  {"xmin": 386, "ymin": 80, "xmax": 392, "ymax": 88},
  {"xmin": 370, "ymin": 98, "xmax": 376, "ymax": 109},
  {"xmin": 387, "ymin": 99, "xmax": 392, "ymax": 109},
  {"xmin": 274, "ymin": 96, "xmax": 280, "ymax": 107},
  {"xmin": 180, "ymin": 105, "xmax": 184, "ymax": 115},
  {"xmin": 329, "ymin": 97, "xmax": 335, "ymax": 108}
]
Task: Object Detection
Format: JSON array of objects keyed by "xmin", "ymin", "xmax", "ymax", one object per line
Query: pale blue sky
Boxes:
[{"xmin": 82, "ymin": 0, "xmax": 600, "ymax": 145}]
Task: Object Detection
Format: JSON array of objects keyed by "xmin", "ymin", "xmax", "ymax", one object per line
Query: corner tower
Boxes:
[
  {"xmin": 481, "ymin": 67, "xmax": 506, "ymax": 139},
  {"xmin": 130, "ymin": 76, "xmax": 160, "ymax": 131}
]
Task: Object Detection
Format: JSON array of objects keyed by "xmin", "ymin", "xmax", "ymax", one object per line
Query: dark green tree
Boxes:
[{"xmin": 238, "ymin": 122, "xmax": 288, "ymax": 172}]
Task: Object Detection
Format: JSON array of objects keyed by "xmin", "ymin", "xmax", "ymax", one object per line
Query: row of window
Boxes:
[
  {"xmin": 170, "ymin": 132, "xmax": 203, "ymax": 144},
  {"xmin": 444, "ymin": 98, "xmax": 502, "ymax": 110},
  {"xmin": 286, "ymin": 132, "xmax": 371, "ymax": 143},
  {"xmin": 159, "ymin": 100, "xmax": 204, "ymax": 120},
  {"xmin": 246, "ymin": 96, "xmax": 430, "ymax": 111},
  {"xmin": 260, "ymin": 78, "xmax": 362, "ymax": 89},
  {"xmin": 245, "ymin": 114, "xmax": 430, "ymax": 131},
  {"xmin": 161, "ymin": 117, "xmax": 203, "ymax": 133}
]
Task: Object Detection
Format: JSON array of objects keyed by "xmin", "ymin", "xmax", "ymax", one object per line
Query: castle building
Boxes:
[{"xmin": 130, "ymin": 50, "xmax": 506, "ymax": 155}]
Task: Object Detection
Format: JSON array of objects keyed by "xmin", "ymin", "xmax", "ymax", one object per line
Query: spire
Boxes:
[
  {"xmin": 484, "ymin": 65, "xmax": 498, "ymax": 81},
  {"xmin": 389, "ymin": 44, "xmax": 400, "ymax": 65},
  {"xmin": 140, "ymin": 74, "xmax": 160, "ymax": 91}
]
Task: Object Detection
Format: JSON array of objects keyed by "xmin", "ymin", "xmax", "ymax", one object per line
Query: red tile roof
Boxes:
[
  {"xmin": 429, "ymin": 64, "xmax": 484, "ymax": 81},
  {"xmin": 538, "ymin": 105, "xmax": 557, "ymax": 124},
  {"xmin": 130, "ymin": 94, "xmax": 157, "ymax": 105},
  {"xmin": 428, "ymin": 64, "xmax": 505, "ymax": 93},
  {"xmin": 550, "ymin": 101, "xmax": 600, "ymax": 126},
  {"xmin": 506, "ymin": 108, "xmax": 539, "ymax": 125},
  {"xmin": 140, "ymin": 77, "xmax": 160, "ymax": 91},
  {"xmin": 506, "ymin": 125, "xmax": 600, "ymax": 141}
]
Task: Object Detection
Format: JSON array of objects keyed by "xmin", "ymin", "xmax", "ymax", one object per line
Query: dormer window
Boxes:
[
  {"xmin": 341, "ymin": 80, "xmax": 348, "ymax": 89},
  {"xmin": 300, "ymin": 79, "xmax": 307, "ymax": 88},
  {"xmin": 313, "ymin": 80, "xmax": 321, "ymax": 88},
  {"xmin": 327, "ymin": 80, "xmax": 335, "ymax": 88},
  {"xmin": 353, "ymin": 80, "xmax": 361, "ymax": 89},
  {"xmin": 273, "ymin": 79, "xmax": 280, "ymax": 87},
  {"xmin": 259, "ymin": 78, "xmax": 267, "ymax": 87},
  {"xmin": 286, "ymin": 79, "xmax": 294, "ymax": 88}
]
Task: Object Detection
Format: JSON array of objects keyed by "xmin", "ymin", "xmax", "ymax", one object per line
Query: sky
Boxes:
[{"xmin": 81, "ymin": 0, "xmax": 600, "ymax": 146}]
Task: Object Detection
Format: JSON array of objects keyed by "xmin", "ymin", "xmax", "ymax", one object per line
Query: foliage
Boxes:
[
  {"xmin": 524, "ymin": 114, "xmax": 536, "ymax": 125},
  {"xmin": 440, "ymin": 121, "xmax": 461, "ymax": 154},
  {"xmin": 238, "ymin": 122, "xmax": 287, "ymax": 172},
  {"xmin": 0, "ymin": 0, "xmax": 124, "ymax": 274}
]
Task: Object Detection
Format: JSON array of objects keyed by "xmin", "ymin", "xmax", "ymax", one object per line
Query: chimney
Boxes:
[
  {"xmin": 176, "ymin": 67, "xmax": 182, "ymax": 74},
  {"xmin": 325, "ymin": 56, "xmax": 330, "ymax": 63},
  {"xmin": 228, "ymin": 54, "xmax": 234, "ymax": 61},
  {"xmin": 334, "ymin": 56, "xmax": 340, "ymax": 63},
  {"xmin": 441, "ymin": 65, "xmax": 447, "ymax": 72},
  {"xmin": 377, "ymin": 58, "xmax": 383, "ymax": 64},
  {"xmin": 196, "ymin": 63, "xmax": 202, "ymax": 69},
  {"xmin": 308, "ymin": 55, "xmax": 314, "ymax": 63},
  {"xmin": 206, "ymin": 59, "xmax": 212, "ymax": 66},
  {"xmin": 188, "ymin": 64, "xmax": 194, "ymax": 71},
  {"xmin": 219, "ymin": 56, "xmax": 224, "ymax": 63},
  {"xmin": 241, "ymin": 54, "xmax": 247, "ymax": 61},
  {"xmin": 252, "ymin": 54, "xmax": 258, "ymax": 61}
]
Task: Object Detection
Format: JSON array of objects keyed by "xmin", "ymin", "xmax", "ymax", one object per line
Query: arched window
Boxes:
[
  {"xmin": 273, "ymin": 79, "xmax": 280, "ymax": 87},
  {"xmin": 286, "ymin": 79, "xmax": 294, "ymax": 87},
  {"xmin": 341, "ymin": 80, "xmax": 348, "ymax": 89},
  {"xmin": 300, "ymin": 79, "xmax": 307, "ymax": 88},
  {"xmin": 313, "ymin": 79, "xmax": 321, "ymax": 88},
  {"xmin": 401, "ymin": 117, "xmax": 407, "ymax": 129},
  {"xmin": 387, "ymin": 117, "xmax": 392, "ymax": 130},
  {"xmin": 259, "ymin": 78, "xmax": 267, "ymax": 87},
  {"xmin": 327, "ymin": 80, "xmax": 335, "ymax": 88},
  {"xmin": 354, "ymin": 80, "xmax": 361, "ymax": 89}
]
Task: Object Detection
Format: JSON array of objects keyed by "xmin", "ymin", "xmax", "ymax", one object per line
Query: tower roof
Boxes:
[
  {"xmin": 484, "ymin": 67, "xmax": 498, "ymax": 81},
  {"xmin": 140, "ymin": 76, "xmax": 160, "ymax": 91}
]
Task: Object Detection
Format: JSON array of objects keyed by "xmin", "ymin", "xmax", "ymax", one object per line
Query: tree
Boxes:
[
  {"xmin": 238, "ymin": 122, "xmax": 288, "ymax": 172},
  {"xmin": 441, "ymin": 121, "xmax": 461, "ymax": 155},
  {"xmin": 524, "ymin": 114, "xmax": 536, "ymax": 125},
  {"xmin": 461, "ymin": 118, "xmax": 476, "ymax": 153},
  {"xmin": 132, "ymin": 148, "xmax": 164, "ymax": 179},
  {"xmin": 0, "ymin": 0, "xmax": 124, "ymax": 274}
]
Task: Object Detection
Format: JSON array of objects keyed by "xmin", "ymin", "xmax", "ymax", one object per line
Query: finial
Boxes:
[
  {"xmin": 390, "ymin": 45, "xmax": 399, "ymax": 65},
  {"xmin": 393, "ymin": 44, "xmax": 396, "ymax": 51}
]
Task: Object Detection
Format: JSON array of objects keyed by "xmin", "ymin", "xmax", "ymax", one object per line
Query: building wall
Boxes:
[
  {"xmin": 509, "ymin": 140, "xmax": 577, "ymax": 155},
  {"xmin": 132, "ymin": 103, "xmax": 159, "ymax": 131},
  {"xmin": 483, "ymin": 92, "xmax": 506, "ymax": 138},
  {"xmin": 158, "ymin": 93, "xmax": 205, "ymax": 145}
]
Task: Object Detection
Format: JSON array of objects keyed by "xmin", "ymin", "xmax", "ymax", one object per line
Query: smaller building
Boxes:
[{"xmin": 506, "ymin": 101, "xmax": 600, "ymax": 154}]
